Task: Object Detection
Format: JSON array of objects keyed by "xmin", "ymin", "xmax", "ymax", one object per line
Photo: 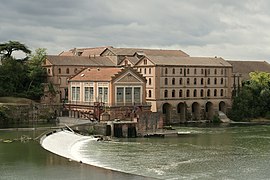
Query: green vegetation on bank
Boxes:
[
  {"xmin": 229, "ymin": 71, "xmax": 270, "ymax": 121},
  {"xmin": 0, "ymin": 41, "xmax": 47, "ymax": 100}
]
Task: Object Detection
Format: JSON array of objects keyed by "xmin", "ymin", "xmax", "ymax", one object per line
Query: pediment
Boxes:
[{"xmin": 115, "ymin": 72, "xmax": 142, "ymax": 83}]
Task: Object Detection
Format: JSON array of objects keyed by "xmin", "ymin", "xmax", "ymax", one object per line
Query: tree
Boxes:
[
  {"xmin": 26, "ymin": 48, "xmax": 47, "ymax": 100},
  {"xmin": 0, "ymin": 41, "xmax": 31, "ymax": 60}
]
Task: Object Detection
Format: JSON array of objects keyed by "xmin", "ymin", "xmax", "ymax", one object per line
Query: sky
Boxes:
[{"xmin": 1, "ymin": 0, "xmax": 270, "ymax": 61}]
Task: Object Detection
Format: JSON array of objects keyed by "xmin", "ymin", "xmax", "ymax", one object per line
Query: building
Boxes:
[
  {"xmin": 44, "ymin": 46, "xmax": 234, "ymax": 124},
  {"xmin": 66, "ymin": 66, "xmax": 150, "ymax": 121},
  {"xmin": 42, "ymin": 55, "xmax": 116, "ymax": 103}
]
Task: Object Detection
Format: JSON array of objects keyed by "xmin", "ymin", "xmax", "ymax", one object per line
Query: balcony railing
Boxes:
[{"xmin": 65, "ymin": 101, "xmax": 151, "ymax": 107}]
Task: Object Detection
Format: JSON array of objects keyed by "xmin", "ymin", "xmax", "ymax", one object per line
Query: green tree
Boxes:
[
  {"xmin": 26, "ymin": 48, "xmax": 47, "ymax": 100},
  {"xmin": 0, "ymin": 41, "xmax": 31, "ymax": 60}
]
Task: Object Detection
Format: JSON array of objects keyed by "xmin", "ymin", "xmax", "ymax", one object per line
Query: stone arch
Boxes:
[
  {"xmin": 205, "ymin": 102, "xmax": 214, "ymax": 120},
  {"xmin": 177, "ymin": 102, "xmax": 186, "ymax": 122},
  {"xmin": 162, "ymin": 103, "xmax": 172, "ymax": 125},
  {"xmin": 192, "ymin": 102, "xmax": 200, "ymax": 120},
  {"xmin": 219, "ymin": 101, "xmax": 226, "ymax": 114}
]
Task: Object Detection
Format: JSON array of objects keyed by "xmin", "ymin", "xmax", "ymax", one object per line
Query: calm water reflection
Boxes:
[
  {"xmin": 75, "ymin": 125, "xmax": 270, "ymax": 179},
  {"xmin": 0, "ymin": 130, "xmax": 152, "ymax": 180}
]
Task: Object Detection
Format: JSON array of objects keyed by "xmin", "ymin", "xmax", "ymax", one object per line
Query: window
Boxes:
[
  {"xmin": 200, "ymin": 89, "xmax": 204, "ymax": 97},
  {"xmin": 71, "ymin": 87, "xmax": 80, "ymax": 101},
  {"xmin": 201, "ymin": 69, "xmax": 204, "ymax": 74},
  {"xmin": 221, "ymin": 78, "xmax": 224, "ymax": 84},
  {"xmin": 221, "ymin": 69, "xmax": 224, "ymax": 75},
  {"xmin": 186, "ymin": 90, "xmax": 190, "ymax": 97},
  {"xmin": 165, "ymin": 68, "xmax": 168, "ymax": 74},
  {"xmin": 193, "ymin": 89, "xmax": 197, "ymax": 97},
  {"xmin": 84, "ymin": 87, "xmax": 94, "ymax": 102},
  {"xmin": 139, "ymin": 68, "xmax": 142, "ymax": 73},
  {"xmin": 179, "ymin": 90, "xmax": 183, "ymax": 97},
  {"xmin": 58, "ymin": 68, "xmax": 61, "ymax": 74},
  {"xmin": 207, "ymin": 89, "xmax": 211, "ymax": 97},
  {"xmin": 148, "ymin": 90, "xmax": 152, "ymax": 98},
  {"xmin": 187, "ymin": 68, "xmax": 190, "ymax": 74},
  {"xmin": 74, "ymin": 68, "xmax": 77, "ymax": 73},
  {"xmin": 165, "ymin": 78, "xmax": 168, "ymax": 85},
  {"xmin": 66, "ymin": 68, "xmax": 69, "ymax": 74},
  {"xmin": 214, "ymin": 89, "xmax": 217, "ymax": 96},
  {"xmin": 98, "ymin": 87, "xmax": 108, "ymax": 103},
  {"xmin": 172, "ymin": 78, "xmax": 175, "ymax": 85},
  {"xmin": 172, "ymin": 68, "xmax": 175, "ymax": 74},
  {"xmin": 144, "ymin": 68, "xmax": 146, "ymax": 74},
  {"xmin": 134, "ymin": 87, "xmax": 141, "ymax": 103},
  {"xmin": 180, "ymin": 68, "xmax": 183, "ymax": 74},
  {"xmin": 149, "ymin": 68, "xmax": 152, "ymax": 74},
  {"xmin": 220, "ymin": 89, "xmax": 224, "ymax": 96},
  {"xmin": 149, "ymin": 78, "xmax": 152, "ymax": 85},
  {"xmin": 124, "ymin": 60, "xmax": 128, "ymax": 66},
  {"xmin": 125, "ymin": 87, "xmax": 132, "ymax": 103},
  {"xmin": 144, "ymin": 59, "xmax": 147, "ymax": 65},
  {"xmin": 179, "ymin": 78, "xmax": 183, "ymax": 85},
  {"xmin": 214, "ymin": 78, "xmax": 217, "ymax": 85},
  {"xmin": 194, "ymin": 68, "xmax": 197, "ymax": 74},
  {"xmin": 201, "ymin": 78, "xmax": 204, "ymax": 85},
  {"xmin": 48, "ymin": 69, "xmax": 51, "ymax": 74},
  {"xmin": 116, "ymin": 87, "xmax": 124, "ymax": 103},
  {"xmin": 164, "ymin": 90, "xmax": 168, "ymax": 98},
  {"xmin": 172, "ymin": 90, "xmax": 175, "ymax": 97},
  {"xmin": 214, "ymin": 69, "xmax": 217, "ymax": 74},
  {"xmin": 194, "ymin": 78, "xmax": 197, "ymax": 85},
  {"xmin": 207, "ymin": 78, "xmax": 211, "ymax": 85},
  {"xmin": 208, "ymin": 69, "xmax": 210, "ymax": 75},
  {"xmin": 187, "ymin": 78, "xmax": 190, "ymax": 85}
]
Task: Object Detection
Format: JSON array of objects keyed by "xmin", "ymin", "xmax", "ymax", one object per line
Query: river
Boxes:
[{"xmin": 1, "ymin": 125, "xmax": 270, "ymax": 179}]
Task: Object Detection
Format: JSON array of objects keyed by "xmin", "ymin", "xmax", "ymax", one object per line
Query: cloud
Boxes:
[{"xmin": 0, "ymin": 0, "xmax": 270, "ymax": 61}]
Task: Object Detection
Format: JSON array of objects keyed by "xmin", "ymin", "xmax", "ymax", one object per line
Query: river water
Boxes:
[{"xmin": 1, "ymin": 125, "xmax": 270, "ymax": 180}]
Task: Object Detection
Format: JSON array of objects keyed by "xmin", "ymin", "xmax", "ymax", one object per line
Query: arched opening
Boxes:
[
  {"xmin": 219, "ymin": 101, "xmax": 226, "ymax": 114},
  {"xmin": 177, "ymin": 102, "xmax": 186, "ymax": 122},
  {"xmin": 205, "ymin": 102, "xmax": 214, "ymax": 120},
  {"xmin": 162, "ymin": 103, "xmax": 172, "ymax": 125},
  {"xmin": 192, "ymin": 102, "xmax": 200, "ymax": 120}
]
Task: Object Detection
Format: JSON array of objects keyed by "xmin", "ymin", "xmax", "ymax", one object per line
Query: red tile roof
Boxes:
[{"xmin": 70, "ymin": 67, "xmax": 122, "ymax": 81}]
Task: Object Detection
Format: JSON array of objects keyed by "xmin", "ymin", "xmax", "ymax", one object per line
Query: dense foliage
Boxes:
[
  {"xmin": 228, "ymin": 71, "xmax": 270, "ymax": 121},
  {"xmin": 0, "ymin": 41, "xmax": 47, "ymax": 100}
]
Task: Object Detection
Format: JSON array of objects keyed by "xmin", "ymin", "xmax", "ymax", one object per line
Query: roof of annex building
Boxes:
[
  {"xmin": 45, "ymin": 55, "xmax": 116, "ymax": 66},
  {"xmin": 227, "ymin": 60, "xmax": 270, "ymax": 80}
]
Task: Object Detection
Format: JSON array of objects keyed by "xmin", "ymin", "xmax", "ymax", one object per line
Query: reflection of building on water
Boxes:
[{"xmin": 42, "ymin": 46, "xmax": 270, "ymax": 130}]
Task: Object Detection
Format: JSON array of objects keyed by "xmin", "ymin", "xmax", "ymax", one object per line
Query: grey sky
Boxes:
[{"xmin": 1, "ymin": 0, "xmax": 270, "ymax": 60}]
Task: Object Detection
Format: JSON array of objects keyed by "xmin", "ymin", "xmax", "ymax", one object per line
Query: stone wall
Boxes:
[{"xmin": 137, "ymin": 112, "xmax": 163, "ymax": 136}]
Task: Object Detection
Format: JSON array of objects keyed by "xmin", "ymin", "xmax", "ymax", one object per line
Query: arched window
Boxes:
[
  {"xmin": 172, "ymin": 78, "xmax": 175, "ymax": 85},
  {"xmin": 201, "ymin": 78, "xmax": 204, "ymax": 85},
  {"xmin": 165, "ymin": 68, "xmax": 168, "ymax": 74},
  {"xmin": 179, "ymin": 78, "xmax": 183, "ymax": 85},
  {"xmin": 179, "ymin": 90, "xmax": 183, "ymax": 97},
  {"xmin": 214, "ymin": 89, "xmax": 217, "ymax": 96},
  {"xmin": 214, "ymin": 78, "xmax": 217, "ymax": 85},
  {"xmin": 66, "ymin": 68, "xmax": 69, "ymax": 74},
  {"xmin": 220, "ymin": 89, "xmax": 224, "ymax": 96},
  {"xmin": 187, "ymin": 68, "xmax": 190, "ymax": 74},
  {"xmin": 164, "ymin": 90, "xmax": 168, "ymax": 98},
  {"xmin": 144, "ymin": 59, "xmax": 147, "ymax": 65},
  {"xmin": 149, "ymin": 78, "xmax": 152, "ymax": 85},
  {"xmin": 149, "ymin": 90, "xmax": 152, "ymax": 98},
  {"xmin": 200, "ymin": 89, "xmax": 204, "ymax": 97},
  {"xmin": 207, "ymin": 89, "xmax": 211, "ymax": 97},
  {"xmin": 221, "ymin": 78, "xmax": 224, "ymax": 84},
  {"xmin": 186, "ymin": 90, "xmax": 190, "ymax": 97},
  {"xmin": 172, "ymin": 90, "xmax": 175, "ymax": 97},
  {"xmin": 165, "ymin": 78, "xmax": 168, "ymax": 85},
  {"xmin": 194, "ymin": 78, "xmax": 197, "ymax": 85},
  {"xmin": 193, "ymin": 89, "xmax": 197, "ymax": 97},
  {"xmin": 58, "ymin": 68, "xmax": 61, "ymax": 74},
  {"xmin": 172, "ymin": 68, "xmax": 175, "ymax": 74},
  {"xmin": 187, "ymin": 78, "xmax": 190, "ymax": 85},
  {"xmin": 207, "ymin": 78, "xmax": 211, "ymax": 85}
]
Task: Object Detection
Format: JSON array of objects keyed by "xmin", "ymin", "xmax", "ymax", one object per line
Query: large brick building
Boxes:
[{"xmin": 43, "ymin": 46, "xmax": 236, "ymax": 124}]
